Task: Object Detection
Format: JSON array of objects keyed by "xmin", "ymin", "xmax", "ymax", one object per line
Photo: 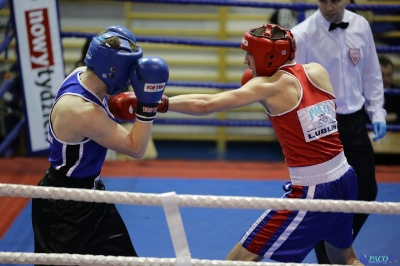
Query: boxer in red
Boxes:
[
  {"xmin": 107, "ymin": 23, "xmax": 363, "ymax": 264},
  {"xmin": 166, "ymin": 24, "xmax": 361, "ymax": 264}
]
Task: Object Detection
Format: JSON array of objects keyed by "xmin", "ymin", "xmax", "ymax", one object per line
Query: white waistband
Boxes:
[{"xmin": 288, "ymin": 151, "xmax": 350, "ymax": 186}]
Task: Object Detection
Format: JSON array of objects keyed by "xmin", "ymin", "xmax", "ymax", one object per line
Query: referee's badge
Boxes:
[{"xmin": 349, "ymin": 48, "xmax": 360, "ymax": 66}]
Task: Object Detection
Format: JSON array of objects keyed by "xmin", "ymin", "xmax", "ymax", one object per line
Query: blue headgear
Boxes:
[
  {"xmin": 106, "ymin": 25, "xmax": 136, "ymax": 42},
  {"xmin": 84, "ymin": 26, "xmax": 143, "ymax": 95}
]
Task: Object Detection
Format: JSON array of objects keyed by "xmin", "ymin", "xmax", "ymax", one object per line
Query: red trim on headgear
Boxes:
[{"xmin": 241, "ymin": 24, "xmax": 296, "ymax": 77}]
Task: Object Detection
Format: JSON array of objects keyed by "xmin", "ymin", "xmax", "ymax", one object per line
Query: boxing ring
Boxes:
[
  {"xmin": 1, "ymin": 0, "xmax": 400, "ymax": 265},
  {"xmin": 0, "ymin": 183, "xmax": 399, "ymax": 265}
]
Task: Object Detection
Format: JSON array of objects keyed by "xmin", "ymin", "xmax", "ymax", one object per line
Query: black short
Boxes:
[{"xmin": 31, "ymin": 167, "xmax": 137, "ymax": 263}]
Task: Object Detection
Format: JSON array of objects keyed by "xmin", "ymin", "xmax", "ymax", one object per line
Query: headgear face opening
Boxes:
[
  {"xmin": 84, "ymin": 27, "xmax": 143, "ymax": 95},
  {"xmin": 241, "ymin": 24, "xmax": 296, "ymax": 77}
]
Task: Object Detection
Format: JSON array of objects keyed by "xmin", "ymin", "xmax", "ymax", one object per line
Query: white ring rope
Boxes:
[
  {"xmin": 0, "ymin": 252, "xmax": 345, "ymax": 266},
  {"xmin": 1, "ymin": 183, "xmax": 399, "ymax": 214}
]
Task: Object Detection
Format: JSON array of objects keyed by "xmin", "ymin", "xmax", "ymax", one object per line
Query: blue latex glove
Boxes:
[{"xmin": 372, "ymin": 122, "xmax": 387, "ymax": 142}]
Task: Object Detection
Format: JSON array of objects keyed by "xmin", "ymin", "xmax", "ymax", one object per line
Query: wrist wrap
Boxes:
[{"xmin": 136, "ymin": 102, "xmax": 158, "ymax": 122}]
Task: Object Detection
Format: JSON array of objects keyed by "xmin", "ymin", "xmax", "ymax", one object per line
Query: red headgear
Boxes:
[{"xmin": 241, "ymin": 24, "xmax": 296, "ymax": 77}]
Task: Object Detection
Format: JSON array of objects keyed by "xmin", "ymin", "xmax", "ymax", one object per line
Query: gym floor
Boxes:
[{"xmin": 0, "ymin": 141, "xmax": 399, "ymax": 265}]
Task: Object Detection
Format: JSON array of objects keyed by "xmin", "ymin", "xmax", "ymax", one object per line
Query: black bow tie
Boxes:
[{"xmin": 329, "ymin": 22, "xmax": 349, "ymax": 31}]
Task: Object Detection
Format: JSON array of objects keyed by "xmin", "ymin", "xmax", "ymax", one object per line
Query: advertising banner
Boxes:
[{"xmin": 12, "ymin": 0, "xmax": 64, "ymax": 154}]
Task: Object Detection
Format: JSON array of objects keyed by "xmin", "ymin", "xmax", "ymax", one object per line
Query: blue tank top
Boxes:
[{"xmin": 47, "ymin": 69, "xmax": 115, "ymax": 178}]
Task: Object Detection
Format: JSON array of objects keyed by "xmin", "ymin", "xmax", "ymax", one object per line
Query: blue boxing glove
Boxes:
[
  {"xmin": 130, "ymin": 56, "xmax": 169, "ymax": 122},
  {"xmin": 372, "ymin": 122, "xmax": 387, "ymax": 142}
]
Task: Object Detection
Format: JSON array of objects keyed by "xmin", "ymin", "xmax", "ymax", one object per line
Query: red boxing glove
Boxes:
[
  {"xmin": 108, "ymin": 92, "xmax": 137, "ymax": 122},
  {"xmin": 241, "ymin": 68, "xmax": 254, "ymax": 86},
  {"xmin": 109, "ymin": 92, "xmax": 169, "ymax": 122},
  {"xmin": 158, "ymin": 94, "xmax": 169, "ymax": 113}
]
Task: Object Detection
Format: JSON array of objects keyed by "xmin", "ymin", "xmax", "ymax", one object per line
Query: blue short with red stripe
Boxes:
[{"xmin": 239, "ymin": 166, "xmax": 358, "ymax": 263}]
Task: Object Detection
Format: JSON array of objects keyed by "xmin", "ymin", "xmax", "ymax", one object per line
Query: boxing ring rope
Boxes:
[
  {"xmin": 1, "ymin": 0, "xmax": 400, "ymax": 155},
  {"xmin": 1, "ymin": 183, "xmax": 400, "ymax": 214},
  {"xmin": 49, "ymin": 30, "xmax": 400, "ymax": 133},
  {"xmin": 59, "ymin": 28, "xmax": 400, "ymax": 133},
  {"xmin": 57, "ymin": 32, "xmax": 400, "ymax": 133},
  {"xmin": 0, "ymin": 252, "xmax": 347, "ymax": 266},
  {"xmin": 120, "ymin": 0, "xmax": 400, "ymax": 12},
  {"xmin": 0, "ymin": 183, "xmax": 399, "ymax": 265},
  {"xmin": 0, "ymin": 8, "xmax": 22, "ymax": 156},
  {"xmin": 1, "ymin": 1, "xmax": 400, "ymax": 265},
  {"xmin": 0, "ymin": 0, "xmax": 7, "ymax": 10},
  {"xmin": 60, "ymin": 31, "xmax": 400, "ymax": 53}
]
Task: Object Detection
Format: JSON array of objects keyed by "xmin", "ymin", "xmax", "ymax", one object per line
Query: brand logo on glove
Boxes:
[
  {"xmin": 242, "ymin": 38, "xmax": 248, "ymax": 46},
  {"xmin": 144, "ymin": 82, "xmax": 165, "ymax": 92},
  {"xmin": 141, "ymin": 107, "xmax": 158, "ymax": 114}
]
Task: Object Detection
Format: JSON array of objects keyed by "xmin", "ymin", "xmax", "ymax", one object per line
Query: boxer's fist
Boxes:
[
  {"xmin": 241, "ymin": 69, "xmax": 254, "ymax": 86},
  {"xmin": 130, "ymin": 56, "xmax": 169, "ymax": 122},
  {"xmin": 109, "ymin": 92, "xmax": 169, "ymax": 121},
  {"xmin": 158, "ymin": 94, "xmax": 169, "ymax": 113},
  {"xmin": 108, "ymin": 92, "xmax": 137, "ymax": 122},
  {"xmin": 130, "ymin": 56, "xmax": 169, "ymax": 104}
]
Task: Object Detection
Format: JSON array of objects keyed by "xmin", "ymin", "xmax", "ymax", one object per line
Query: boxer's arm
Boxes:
[
  {"xmin": 87, "ymin": 110, "xmax": 152, "ymax": 158},
  {"xmin": 54, "ymin": 95, "xmax": 151, "ymax": 158},
  {"xmin": 168, "ymin": 69, "xmax": 269, "ymax": 115},
  {"xmin": 167, "ymin": 92, "xmax": 249, "ymax": 115},
  {"xmin": 83, "ymin": 56, "xmax": 169, "ymax": 158},
  {"xmin": 168, "ymin": 81, "xmax": 269, "ymax": 115},
  {"xmin": 169, "ymin": 68, "xmax": 297, "ymax": 116}
]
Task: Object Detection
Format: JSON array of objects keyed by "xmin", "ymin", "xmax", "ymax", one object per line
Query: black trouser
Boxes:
[
  {"xmin": 32, "ymin": 167, "xmax": 137, "ymax": 266},
  {"xmin": 314, "ymin": 109, "xmax": 377, "ymax": 263}
]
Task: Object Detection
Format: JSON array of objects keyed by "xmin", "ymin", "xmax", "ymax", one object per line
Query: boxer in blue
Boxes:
[{"xmin": 31, "ymin": 25, "xmax": 169, "ymax": 263}]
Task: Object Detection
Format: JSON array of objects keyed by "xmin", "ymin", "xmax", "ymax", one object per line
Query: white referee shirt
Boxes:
[{"xmin": 291, "ymin": 9, "xmax": 386, "ymax": 123}]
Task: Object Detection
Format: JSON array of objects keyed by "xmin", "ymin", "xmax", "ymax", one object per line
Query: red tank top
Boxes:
[{"xmin": 268, "ymin": 63, "xmax": 343, "ymax": 167}]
